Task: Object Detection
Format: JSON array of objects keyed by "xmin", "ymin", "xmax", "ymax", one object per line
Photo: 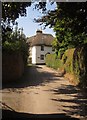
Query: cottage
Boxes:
[{"xmin": 27, "ymin": 30, "xmax": 55, "ymax": 64}]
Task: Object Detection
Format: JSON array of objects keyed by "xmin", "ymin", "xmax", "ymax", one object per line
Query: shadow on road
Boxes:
[
  {"xmin": 50, "ymin": 84, "xmax": 87, "ymax": 118},
  {"xmin": 1, "ymin": 109, "xmax": 79, "ymax": 120},
  {"xmin": 2, "ymin": 65, "xmax": 87, "ymax": 119},
  {"xmin": 2, "ymin": 65, "xmax": 62, "ymax": 89}
]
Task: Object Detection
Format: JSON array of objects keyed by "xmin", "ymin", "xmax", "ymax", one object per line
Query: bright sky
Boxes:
[{"xmin": 15, "ymin": 2, "xmax": 56, "ymax": 38}]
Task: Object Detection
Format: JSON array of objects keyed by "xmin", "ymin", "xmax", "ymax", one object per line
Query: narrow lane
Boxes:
[{"xmin": 1, "ymin": 65, "xmax": 87, "ymax": 119}]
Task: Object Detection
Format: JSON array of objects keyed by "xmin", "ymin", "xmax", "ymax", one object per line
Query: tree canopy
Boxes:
[
  {"xmin": 35, "ymin": 2, "xmax": 87, "ymax": 55},
  {"xmin": 2, "ymin": 2, "xmax": 46, "ymax": 24},
  {"xmin": 2, "ymin": 3, "xmax": 31, "ymax": 23},
  {"xmin": 2, "ymin": 2, "xmax": 47, "ymax": 42},
  {"xmin": 35, "ymin": 2, "xmax": 87, "ymax": 34},
  {"xmin": 2, "ymin": 2, "xmax": 87, "ymax": 54}
]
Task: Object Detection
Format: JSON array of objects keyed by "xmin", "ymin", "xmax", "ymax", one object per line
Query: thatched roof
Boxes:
[{"xmin": 27, "ymin": 30, "xmax": 54, "ymax": 47}]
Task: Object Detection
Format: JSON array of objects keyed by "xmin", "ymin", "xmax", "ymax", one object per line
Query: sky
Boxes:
[{"xmin": 15, "ymin": 2, "xmax": 56, "ymax": 38}]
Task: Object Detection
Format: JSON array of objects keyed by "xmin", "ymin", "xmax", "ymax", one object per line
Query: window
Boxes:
[
  {"xmin": 45, "ymin": 52, "xmax": 50, "ymax": 57},
  {"xmin": 41, "ymin": 45, "xmax": 44, "ymax": 51},
  {"xmin": 40, "ymin": 55, "xmax": 44, "ymax": 60}
]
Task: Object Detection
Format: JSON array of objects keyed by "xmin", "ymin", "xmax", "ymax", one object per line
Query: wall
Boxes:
[
  {"xmin": 32, "ymin": 46, "xmax": 36, "ymax": 64},
  {"xmin": 3, "ymin": 52, "xmax": 24, "ymax": 82},
  {"xmin": 28, "ymin": 47, "xmax": 32, "ymax": 64},
  {"xmin": 36, "ymin": 46, "xmax": 44, "ymax": 64},
  {"xmin": 32, "ymin": 45, "xmax": 54, "ymax": 64}
]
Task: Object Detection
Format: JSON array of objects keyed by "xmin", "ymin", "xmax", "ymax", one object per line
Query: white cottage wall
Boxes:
[
  {"xmin": 32, "ymin": 46, "xmax": 53, "ymax": 64},
  {"xmin": 36, "ymin": 46, "xmax": 44, "ymax": 64},
  {"xmin": 29, "ymin": 47, "xmax": 32, "ymax": 58},
  {"xmin": 32, "ymin": 46, "xmax": 36, "ymax": 64},
  {"xmin": 45, "ymin": 46, "xmax": 53, "ymax": 55}
]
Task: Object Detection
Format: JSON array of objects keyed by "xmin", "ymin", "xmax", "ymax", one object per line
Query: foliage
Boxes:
[
  {"xmin": 46, "ymin": 49, "xmax": 75, "ymax": 72},
  {"xmin": 2, "ymin": 2, "xmax": 29, "ymax": 41},
  {"xmin": 2, "ymin": 2, "xmax": 31, "ymax": 24},
  {"xmin": 2, "ymin": 2, "xmax": 47, "ymax": 43},
  {"xmin": 2, "ymin": 2, "xmax": 48, "ymax": 65},
  {"xmin": 36, "ymin": 2, "xmax": 87, "ymax": 35},
  {"xmin": 34, "ymin": 2, "xmax": 87, "ymax": 89},
  {"xmin": 3, "ymin": 41, "xmax": 28, "ymax": 65},
  {"xmin": 2, "ymin": 25, "xmax": 28, "ymax": 64},
  {"xmin": 45, "ymin": 54, "xmax": 63, "ymax": 70},
  {"xmin": 62, "ymin": 48, "xmax": 75, "ymax": 73},
  {"xmin": 73, "ymin": 44, "xmax": 87, "ymax": 89},
  {"xmin": 45, "ymin": 45, "xmax": 87, "ymax": 89},
  {"xmin": 3, "ymin": 41, "xmax": 21, "ymax": 52},
  {"xmin": 2, "ymin": 23, "xmax": 25, "ymax": 42},
  {"xmin": 2, "ymin": 2, "xmax": 47, "ymax": 23},
  {"xmin": 35, "ymin": 3, "xmax": 87, "ymax": 54}
]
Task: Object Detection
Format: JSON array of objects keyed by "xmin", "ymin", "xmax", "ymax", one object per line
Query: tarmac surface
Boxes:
[{"xmin": 0, "ymin": 65, "xmax": 87, "ymax": 119}]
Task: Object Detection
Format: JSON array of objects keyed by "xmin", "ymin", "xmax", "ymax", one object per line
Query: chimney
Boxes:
[{"xmin": 36, "ymin": 29, "xmax": 42, "ymax": 34}]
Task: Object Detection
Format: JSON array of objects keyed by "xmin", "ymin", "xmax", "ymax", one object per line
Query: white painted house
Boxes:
[{"xmin": 27, "ymin": 30, "xmax": 55, "ymax": 64}]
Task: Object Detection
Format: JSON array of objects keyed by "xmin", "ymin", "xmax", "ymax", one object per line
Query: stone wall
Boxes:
[{"xmin": 2, "ymin": 52, "xmax": 24, "ymax": 82}]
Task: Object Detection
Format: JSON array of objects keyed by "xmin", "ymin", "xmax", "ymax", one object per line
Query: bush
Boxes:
[
  {"xmin": 45, "ymin": 53, "xmax": 63, "ymax": 70},
  {"xmin": 62, "ymin": 48, "xmax": 75, "ymax": 73},
  {"xmin": 3, "ymin": 40, "xmax": 29, "ymax": 65},
  {"xmin": 45, "ymin": 45, "xmax": 87, "ymax": 89},
  {"xmin": 73, "ymin": 43, "xmax": 87, "ymax": 89},
  {"xmin": 3, "ymin": 41, "xmax": 21, "ymax": 52}
]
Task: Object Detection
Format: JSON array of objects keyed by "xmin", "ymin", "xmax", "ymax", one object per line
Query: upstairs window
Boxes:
[
  {"xmin": 40, "ymin": 55, "xmax": 44, "ymax": 60},
  {"xmin": 41, "ymin": 45, "xmax": 44, "ymax": 51}
]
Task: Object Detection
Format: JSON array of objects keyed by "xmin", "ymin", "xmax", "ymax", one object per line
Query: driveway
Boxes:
[{"xmin": 0, "ymin": 65, "xmax": 87, "ymax": 119}]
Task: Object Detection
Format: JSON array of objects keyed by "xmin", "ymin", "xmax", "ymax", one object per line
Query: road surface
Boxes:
[{"xmin": 0, "ymin": 65, "xmax": 87, "ymax": 119}]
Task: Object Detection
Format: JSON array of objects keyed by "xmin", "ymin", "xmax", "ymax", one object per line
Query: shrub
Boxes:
[
  {"xmin": 62, "ymin": 48, "xmax": 75, "ymax": 73},
  {"xmin": 45, "ymin": 45, "xmax": 87, "ymax": 89},
  {"xmin": 3, "ymin": 40, "xmax": 29, "ymax": 65},
  {"xmin": 45, "ymin": 53, "xmax": 63, "ymax": 70},
  {"xmin": 73, "ymin": 43, "xmax": 87, "ymax": 89}
]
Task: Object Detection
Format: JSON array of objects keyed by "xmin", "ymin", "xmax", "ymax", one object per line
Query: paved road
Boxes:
[{"xmin": 0, "ymin": 65, "xmax": 87, "ymax": 119}]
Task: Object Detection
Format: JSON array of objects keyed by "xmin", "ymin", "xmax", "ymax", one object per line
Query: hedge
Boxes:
[
  {"xmin": 73, "ymin": 44, "xmax": 87, "ymax": 88},
  {"xmin": 45, "ymin": 53, "xmax": 63, "ymax": 70},
  {"xmin": 45, "ymin": 44, "xmax": 87, "ymax": 89}
]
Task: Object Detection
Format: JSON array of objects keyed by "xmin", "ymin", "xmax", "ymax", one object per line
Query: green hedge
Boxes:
[
  {"xmin": 62, "ymin": 48, "xmax": 75, "ymax": 73},
  {"xmin": 45, "ymin": 49, "xmax": 75, "ymax": 72},
  {"xmin": 45, "ymin": 53, "xmax": 63, "ymax": 70},
  {"xmin": 3, "ymin": 40, "xmax": 28, "ymax": 65},
  {"xmin": 45, "ymin": 45, "xmax": 87, "ymax": 89},
  {"xmin": 73, "ymin": 44, "xmax": 87, "ymax": 88}
]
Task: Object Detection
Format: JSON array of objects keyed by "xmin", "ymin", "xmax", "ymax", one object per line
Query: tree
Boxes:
[
  {"xmin": 1, "ymin": 3, "xmax": 29, "ymax": 42},
  {"xmin": 35, "ymin": 2, "xmax": 87, "ymax": 55},
  {"xmin": 2, "ymin": 2, "xmax": 48, "ymax": 64},
  {"xmin": 35, "ymin": 2, "xmax": 87, "ymax": 34},
  {"xmin": 2, "ymin": 2, "xmax": 46, "ymax": 24},
  {"xmin": 2, "ymin": 2, "xmax": 31, "ymax": 24},
  {"xmin": 2, "ymin": 2, "xmax": 47, "ymax": 42}
]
